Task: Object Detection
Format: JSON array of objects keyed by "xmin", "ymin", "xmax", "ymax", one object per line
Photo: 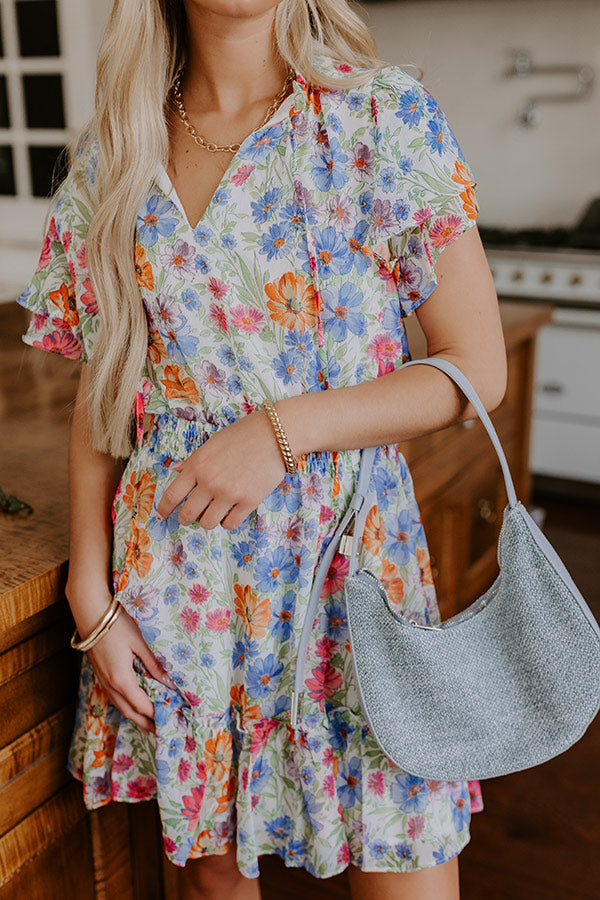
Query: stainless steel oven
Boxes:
[{"xmin": 479, "ymin": 201, "xmax": 600, "ymax": 488}]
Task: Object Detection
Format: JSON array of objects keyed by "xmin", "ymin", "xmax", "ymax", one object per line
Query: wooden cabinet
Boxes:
[{"xmin": 400, "ymin": 304, "xmax": 552, "ymax": 620}]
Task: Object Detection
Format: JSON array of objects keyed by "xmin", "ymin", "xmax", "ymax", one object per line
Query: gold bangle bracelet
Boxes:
[
  {"xmin": 262, "ymin": 400, "xmax": 299, "ymax": 475},
  {"xmin": 70, "ymin": 596, "xmax": 121, "ymax": 652}
]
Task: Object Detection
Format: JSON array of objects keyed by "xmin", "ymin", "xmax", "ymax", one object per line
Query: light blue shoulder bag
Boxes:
[{"xmin": 290, "ymin": 356, "xmax": 600, "ymax": 782}]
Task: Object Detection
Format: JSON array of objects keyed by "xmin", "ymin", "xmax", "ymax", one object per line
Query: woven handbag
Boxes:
[{"xmin": 290, "ymin": 356, "xmax": 600, "ymax": 782}]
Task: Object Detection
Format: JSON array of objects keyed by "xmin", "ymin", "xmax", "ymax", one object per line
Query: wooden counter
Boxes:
[{"xmin": 0, "ymin": 298, "xmax": 552, "ymax": 899}]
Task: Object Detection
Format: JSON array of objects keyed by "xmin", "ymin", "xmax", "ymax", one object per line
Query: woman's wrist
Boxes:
[{"xmin": 65, "ymin": 580, "xmax": 115, "ymax": 638}]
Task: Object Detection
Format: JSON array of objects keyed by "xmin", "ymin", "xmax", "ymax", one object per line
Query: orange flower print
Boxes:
[
  {"xmin": 88, "ymin": 681, "xmax": 109, "ymax": 738},
  {"xmin": 122, "ymin": 469, "xmax": 156, "ymax": 523},
  {"xmin": 381, "ymin": 558, "xmax": 405, "ymax": 606},
  {"xmin": 451, "ymin": 160, "xmax": 479, "ymax": 220},
  {"xmin": 91, "ymin": 723, "xmax": 117, "ymax": 769},
  {"xmin": 214, "ymin": 774, "xmax": 236, "ymax": 815},
  {"xmin": 204, "ymin": 730, "xmax": 233, "ymax": 782},
  {"xmin": 124, "ymin": 521, "xmax": 154, "ymax": 578},
  {"xmin": 362, "ymin": 504, "xmax": 386, "ymax": 555},
  {"xmin": 451, "ymin": 159, "xmax": 476, "ymax": 188},
  {"xmin": 134, "ymin": 244, "xmax": 154, "ymax": 290},
  {"xmin": 49, "ymin": 280, "xmax": 79, "ymax": 329},
  {"xmin": 264, "ymin": 272, "xmax": 318, "ymax": 332},
  {"xmin": 161, "ymin": 363, "xmax": 200, "ymax": 405},
  {"xmin": 230, "ymin": 684, "xmax": 262, "ymax": 723},
  {"xmin": 148, "ymin": 327, "xmax": 168, "ymax": 365},
  {"xmin": 460, "ymin": 186, "xmax": 479, "ymax": 221},
  {"xmin": 233, "ymin": 583, "xmax": 271, "ymax": 641},
  {"xmin": 417, "ymin": 546, "xmax": 434, "ymax": 585}
]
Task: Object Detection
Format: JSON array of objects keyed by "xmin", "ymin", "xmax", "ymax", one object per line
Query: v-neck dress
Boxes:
[{"xmin": 16, "ymin": 55, "xmax": 485, "ymax": 879}]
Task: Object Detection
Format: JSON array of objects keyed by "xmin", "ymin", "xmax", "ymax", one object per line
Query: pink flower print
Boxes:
[
  {"xmin": 413, "ymin": 206, "xmax": 433, "ymax": 226},
  {"xmin": 37, "ymin": 233, "xmax": 53, "ymax": 270},
  {"xmin": 76, "ymin": 240, "xmax": 88, "ymax": 269},
  {"xmin": 327, "ymin": 194, "xmax": 356, "ymax": 231},
  {"xmin": 165, "ymin": 538, "xmax": 187, "ymax": 575},
  {"xmin": 337, "ymin": 842, "xmax": 351, "ymax": 866},
  {"xmin": 251, "ymin": 794, "xmax": 260, "ymax": 810},
  {"xmin": 231, "ymin": 163, "xmax": 254, "ymax": 186},
  {"xmin": 335, "ymin": 62, "xmax": 353, "ymax": 73},
  {"xmin": 395, "ymin": 257, "xmax": 424, "ymax": 296},
  {"xmin": 62, "ymin": 229, "xmax": 73, "ymax": 253},
  {"xmin": 320, "ymin": 551, "xmax": 349, "ymax": 596},
  {"xmin": 367, "ymin": 770, "xmax": 385, "ymax": 797},
  {"xmin": 163, "ymin": 836, "xmax": 178, "ymax": 854},
  {"xmin": 315, "ymin": 635, "xmax": 337, "ymax": 661},
  {"xmin": 407, "ymin": 815, "xmax": 425, "ymax": 839},
  {"xmin": 48, "ymin": 215, "xmax": 59, "ymax": 242},
  {"xmin": 206, "ymin": 608, "xmax": 231, "ymax": 632},
  {"xmin": 208, "ymin": 302, "xmax": 228, "ymax": 333},
  {"xmin": 81, "ymin": 276, "xmax": 98, "ymax": 314},
  {"xmin": 32, "ymin": 311, "xmax": 49, "ymax": 330},
  {"xmin": 371, "ymin": 95, "xmax": 379, "ymax": 124},
  {"xmin": 429, "ymin": 214, "xmax": 465, "ymax": 249},
  {"xmin": 207, "ymin": 277, "xmax": 230, "ymax": 300},
  {"xmin": 189, "ymin": 583, "xmax": 211, "ymax": 604},
  {"xmin": 351, "ymin": 142, "xmax": 375, "ymax": 179},
  {"xmin": 113, "ymin": 753, "xmax": 135, "ymax": 773},
  {"xmin": 323, "ymin": 747, "xmax": 336, "ymax": 768},
  {"xmin": 180, "ymin": 606, "xmax": 200, "ymax": 634},
  {"xmin": 111, "ymin": 781, "xmax": 122, "ymax": 800},
  {"xmin": 181, "ymin": 784, "xmax": 206, "ymax": 831},
  {"xmin": 184, "ymin": 735, "xmax": 197, "ymax": 753},
  {"xmin": 250, "ymin": 720, "xmax": 278, "ymax": 758},
  {"xmin": 229, "ymin": 304, "xmax": 266, "ymax": 334},
  {"xmin": 323, "ymin": 773, "xmax": 335, "ymax": 797},
  {"xmin": 241, "ymin": 765, "xmax": 249, "ymax": 790},
  {"xmin": 305, "ymin": 661, "xmax": 343, "ymax": 709},
  {"xmin": 126, "ymin": 775, "xmax": 156, "ymax": 800},
  {"xmin": 197, "ymin": 359, "xmax": 229, "ymax": 397},
  {"xmin": 178, "ymin": 758, "xmax": 191, "ymax": 783},
  {"xmin": 367, "ymin": 333, "xmax": 402, "ymax": 362},
  {"xmin": 159, "ymin": 239, "xmax": 196, "ymax": 280}
]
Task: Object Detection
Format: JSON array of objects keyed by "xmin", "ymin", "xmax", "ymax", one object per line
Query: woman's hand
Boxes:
[
  {"xmin": 155, "ymin": 407, "xmax": 288, "ymax": 530},
  {"xmin": 85, "ymin": 606, "xmax": 178, "ymax": 735}
]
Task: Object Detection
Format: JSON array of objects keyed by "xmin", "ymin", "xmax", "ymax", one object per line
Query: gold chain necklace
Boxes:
[{"xmin": 170, "ymin": 64, "xmax": 296, "ymax": 154}]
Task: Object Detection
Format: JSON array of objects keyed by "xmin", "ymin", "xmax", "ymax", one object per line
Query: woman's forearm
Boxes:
[
  {"xmin": 276, "ymin": 348, "xmax": 508, "ymax": 458},
  {"xmin": 65, "ymin": 366, "xmax": 126, "ymax": 638}
]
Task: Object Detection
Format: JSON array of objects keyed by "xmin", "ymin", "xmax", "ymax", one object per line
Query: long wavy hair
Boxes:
[{"xmin": 54, "ymin": 0, "xmax": 414, "ymax": 458}]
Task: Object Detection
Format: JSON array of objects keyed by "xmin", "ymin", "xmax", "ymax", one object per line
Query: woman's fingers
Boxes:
[
  {"xmin": 155, "ymin": 469, "xmax": 197, "ymax": 520},
  {"xmin": 133, "ymin": 640, "xmax": 178, "ymax": 690},
  {"xmin": 108, "ymin": 686, "xmax": 156, "ymax": 735}
]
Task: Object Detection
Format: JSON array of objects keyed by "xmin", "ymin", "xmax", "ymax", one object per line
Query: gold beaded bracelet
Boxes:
[
  {"xmin": 70, "ymin": 596, "xmax": 123, "ymax": 652},
  {"xmin": 262, "ymin": 400, "xmax": 300, "ymax": 476}
]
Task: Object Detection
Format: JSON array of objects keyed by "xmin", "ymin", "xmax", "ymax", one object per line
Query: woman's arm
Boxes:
[
  {"xmin": 65, "ymin": 365, "xmax": 176, "ymax": 734},
  {"xmin": 278, "ymin": 224, "xmax": 507, "ymax": 454},
  {"xmin": 156, "ymin": 225, "xmax": 507, "ymax": 531}
]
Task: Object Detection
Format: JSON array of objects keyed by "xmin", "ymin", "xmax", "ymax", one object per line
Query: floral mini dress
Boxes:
[{"xmin": 16, "ymin": 55, "xmax": 484, "ymax": 879}]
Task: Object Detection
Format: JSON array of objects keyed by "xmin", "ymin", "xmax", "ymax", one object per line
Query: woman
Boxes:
[{"xmin": 16, "ymin": 0, "xmax": 506, "ymax": 897}]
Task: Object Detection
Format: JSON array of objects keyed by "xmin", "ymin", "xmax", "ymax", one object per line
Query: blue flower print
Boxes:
[
  {"xmin": 433, "ymin": 845, "xmax": 447, "ymax": 865},
  {"xmin": 452, "ymin": 787, "xmax": 471, "ymax": 832},
  {"xmin": 284, "ymin": 329, "xmax": 311, "ymax": 358},
  {"xmin": 156, "ymin": 758, "xmax": 170, "ymax": 786},
  {"xmin": 180, "ymin": 288, "xmax": 200, "ymax": 311},
  {"xmin": 390, "ymin": 772, "xmax": 429, "ymax": 813},
  {"xmin": 358, "ymin": 192, "xmax": 372, "ymax": 215},
  {"xmin": 319, "ymin": 598, "xmax": 348, "ymax": 643},
  {"xmin": 167, "ymin": 736, "xmax": 183, "ymax": 758},
  {"xmin": 193, "ymin": 224, "xmax": 213, "ymax": 245},
  {"xmin": 200, "ymin": 652, "xmax": 215, "ymax": 668},
  {"xmin": 137, "ymin": 194, "xmax": 179, "ymax": 247},
  {"xmin": 271, "ymin": 590, "xmax": 296, "ymax": 641},
  {"xmin": 337, "ymin": 756, "xmax": 362, "ymax": 808},
  {"xmin": 173, "ymin": 642, "xmax": 192, "ymax": 663},
  {"xmin": 246, "ymin": 654, "xmax": 284, "ymax": 699},
  {"xmin": 249, "ymin": 758, "xmax": 273, "ymax": 794},
  {"xmin": 379, "ymin": 167, "xmax": 396, "ymax": 193},
  {"xmin": 265, "ymin": 816, "xmax": 294, "ymax": 841},
  {"xmin": 373, "ymin": 465, "xmax": 399, "ymax": 513},
  {"xmin": 399, "ymin": 154, "xmax": 413, "ymax": 175},
  {"xmin": 312, "ymin": 136, "xmax": 348, "ymax": 192},
  {"xmin": 301, "ymin": 791, "xmax": 324, "ymax": 834},
  {"xmin": 259, "ymin": 223, "xmax": 293, "ymax": 261},
  {"xmin": 310, "ymin": 226, "xmax": 353, "ymax": 279},
  {"xmin": 395, "ymin": 87, "xmax": 425, "ymax": 127},
  {"xmin": 163, "ymin": 585, "xmax": 180, "ymax": 606},
  {"xmin": 232, "ymin": 639, "xmax": 259, "ymax": 669},
  {"xmin": 245, "ymin": 121, "xmax": 286, "ymax": 160},
  {"xmin": 254, "ymin": 546, "xmax": 298, "ymax": 589},
  {"xmin": 251, "ymin": 187, "xmax": 282, "ymax": 224},
  {"xmin": 195, "ymin": 255, "xmax": 209, "ymax": 274},
  {"xmin": 395, "ymin": 842, "xmax": 413, "ymax": 860},
  {"xmin": 221, "ymin": 233, "xmax": 236, "ymax": 249},
  {"xmin": 231, "ymin": 540, "xmax": 257, "ymax": 569},
  {"xmin": 393, "ymin": 199, "xmax": 410, "ymax": 223},
  {"xmin": 345, "ymin": 92, "xmax": 364, "ymax": 112},
  {"xmin": 384, "ymin": 508, "xmax": 414, "ymax": 565},
  {"xmin": 425, "ymin": 116, "xmax": 449, "ymax": 157},
  {"xmin": 321, "ymin": 282, "xmax": 367, "ymax": 341},
  {"xmin": 272, "ymin": 349, "xmax": 302, "ymax": 385},
  {"xmin": 368, "ymin": 838, "xmax": 389, "ymax": 859},
  {"xmin": 325, "ymin": 709, "xmax": 355, "ymax": 751},
  {"xmin": 212, "ymin": 187, "xmax": 229, "ymax": 207},
  {"xmin": 326, "ymin": 112, "xmax": 342, "ymax": 132},
  {"xmin": 164, "ymin": 328, "xmax": 200, "ymax": 365}
]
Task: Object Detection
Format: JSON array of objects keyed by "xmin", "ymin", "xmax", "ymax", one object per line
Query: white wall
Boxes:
[{"xmin": 361, "ymin": 0, "xmax": 600, "ymax": 229}]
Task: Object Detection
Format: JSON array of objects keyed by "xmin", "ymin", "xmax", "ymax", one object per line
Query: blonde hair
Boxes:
[{"xmin": 57, "ymin": 0, "xmax": 402, "ymax": 458}]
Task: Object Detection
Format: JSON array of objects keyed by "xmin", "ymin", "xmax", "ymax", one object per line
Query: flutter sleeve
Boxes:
[
  {"xmin": 367, "ymin": 67, "xmax": 480, "ymax": 318},
  {"xmin": 15, "ymin": 135, "xmax": 100, "ymax": 363}
]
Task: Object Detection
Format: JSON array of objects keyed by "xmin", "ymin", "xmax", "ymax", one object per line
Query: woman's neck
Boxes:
[{"xmin": 181, "ymin": 1, "xmax": 291, "ymax": 118}]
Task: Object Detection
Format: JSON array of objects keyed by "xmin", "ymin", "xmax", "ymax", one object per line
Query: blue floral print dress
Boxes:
[{"xmin": 16, "ymin": 54, "xmax": 484, "ymax": 879}]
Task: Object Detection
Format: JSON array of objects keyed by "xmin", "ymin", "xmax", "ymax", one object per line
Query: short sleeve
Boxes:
[
  {"xmin": 368, "ymin": 67, "xmax": 480, "ymax": 318},
  {"xmin": 15, "ymin": 134, "xmax": 100, "ymax": 362}
]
